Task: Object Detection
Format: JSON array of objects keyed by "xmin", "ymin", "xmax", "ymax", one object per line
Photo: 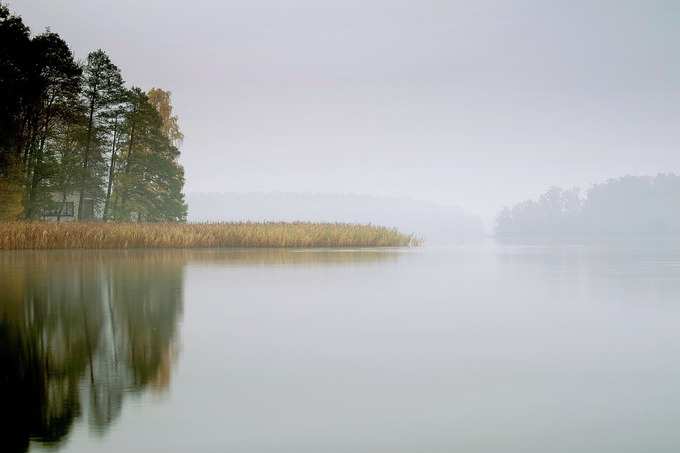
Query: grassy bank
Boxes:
[{"xmin": 0, "ymin": 222, "xmax": 418, "ymax": 250}]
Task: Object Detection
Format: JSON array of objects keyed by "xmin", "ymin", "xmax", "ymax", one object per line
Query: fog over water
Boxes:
[{"xmin": 13, "ymin": 1, "xmax": 680, "ymax": 222}]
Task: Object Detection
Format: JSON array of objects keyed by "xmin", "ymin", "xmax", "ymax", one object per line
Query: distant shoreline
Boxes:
[{"xmin": 0, "ymin": 221, "xmax": 419, "ymax": 250}]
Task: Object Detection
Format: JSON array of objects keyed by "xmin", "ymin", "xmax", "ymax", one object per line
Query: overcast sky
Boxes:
[{"xmin": 12, "ymin": 0, "xmax": 680, "ymax": 222}]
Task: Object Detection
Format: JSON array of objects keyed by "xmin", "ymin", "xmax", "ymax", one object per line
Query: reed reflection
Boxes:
[{"xmin": 0, "ymin": 251, "xmax": 185, "ymax": 453}]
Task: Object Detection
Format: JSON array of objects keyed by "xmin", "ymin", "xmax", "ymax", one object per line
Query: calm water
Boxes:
[{"xmin": 2, "ymin": 242, "xmax": 680, "ymax": 452}]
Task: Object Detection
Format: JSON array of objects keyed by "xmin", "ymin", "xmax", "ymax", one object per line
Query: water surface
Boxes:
[{"xmin": 2, "ymin": 242, "xmax": 680, "ymax": 452}]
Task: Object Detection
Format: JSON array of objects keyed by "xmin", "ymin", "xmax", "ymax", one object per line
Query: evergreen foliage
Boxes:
[{"xmin": 0, "ymin": 4, "xmax": 187, "ymax": 222}]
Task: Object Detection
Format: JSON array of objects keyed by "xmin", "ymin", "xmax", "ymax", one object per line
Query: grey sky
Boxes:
[{"xmin": 12, "ymin": 0, "xmax": 680, "ymax": 222}]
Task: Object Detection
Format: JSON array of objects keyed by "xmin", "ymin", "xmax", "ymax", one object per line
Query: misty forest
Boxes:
[
  {"xmin": 4, "ymin": 2, "xmax": 680, "ymax": 453},
  {"xmin": 0, "ymin": 5, "xmax": 186, "ymax": 223},
  {"xmin": 495, "ymin": 174, "xmax": 680, "ymax": 236},
  {"xmin": 2, "ymin": 3, "xmax": 679, "ymax": 239}
]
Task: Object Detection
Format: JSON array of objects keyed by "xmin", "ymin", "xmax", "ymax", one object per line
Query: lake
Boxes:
[{"xmin": 2, "ymin": 241, "xmax": 680, "ymax": 452}]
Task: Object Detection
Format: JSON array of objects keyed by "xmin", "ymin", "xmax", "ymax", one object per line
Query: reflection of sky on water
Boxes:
[{"xmin": 3, "ymin": 244, "xmax": 680, "ymax": 452}]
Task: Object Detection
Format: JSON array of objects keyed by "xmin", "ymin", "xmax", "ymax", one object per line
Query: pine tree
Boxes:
[
  {"xmin": 78, "ymin": 49, "xmax": 123, "ymax": 219},
  {"xmin": 23, "ymin": 32, "xmax": 82, "ymax": 218},
  {"xmin": 0, "ymin": 4, "xmax": 186, "ymax": 223}
]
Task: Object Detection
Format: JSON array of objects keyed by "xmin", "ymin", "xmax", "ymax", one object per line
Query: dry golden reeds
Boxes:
[{"xmin": 0, "ymin": 221, "xmax": 419, "ymax": 250}]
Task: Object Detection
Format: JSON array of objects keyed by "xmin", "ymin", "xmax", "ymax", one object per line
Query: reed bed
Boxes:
[{"xmin": 0, "ymin": 221, "xmax": 419, "ymax": 250}]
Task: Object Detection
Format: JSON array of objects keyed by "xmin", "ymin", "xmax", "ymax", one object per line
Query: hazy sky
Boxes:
[{"xmin": 12, "ymin": 0, "xmax": 680, "ymax": 221}]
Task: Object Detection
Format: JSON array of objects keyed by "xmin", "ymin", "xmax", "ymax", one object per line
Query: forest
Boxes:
[
  {"xmin": 0, "ymin": 4, "xmax": 187, "ymax": 222},
  {"xmin": 496, "ymin": 174, "xmax": 680, "ymax": 236}
]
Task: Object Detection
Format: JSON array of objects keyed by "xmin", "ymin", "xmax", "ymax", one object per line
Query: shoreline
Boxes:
[{"xmin": 0, "ymin": 221, "xmax": 419, "ymax": 250}]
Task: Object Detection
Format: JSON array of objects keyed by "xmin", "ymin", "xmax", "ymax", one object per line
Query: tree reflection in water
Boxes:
[
  {"xmin": 0, "ymin": 251, "xmax": 184, "ymax": 453},
  {"xmin": 0, "ymin": 248, "xmax": 400, "ymax": 452}
]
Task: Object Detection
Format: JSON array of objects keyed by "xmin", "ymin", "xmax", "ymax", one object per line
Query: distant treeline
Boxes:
[
  {"xmin": 496, "ymin": 174, "xmax": 680, "ymax": 236},
  {"xmin": 0, "ymin": 4, "xmax": 186, "ymax": 222}
]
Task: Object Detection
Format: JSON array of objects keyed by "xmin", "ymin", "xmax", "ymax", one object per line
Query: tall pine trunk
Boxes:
[
  {"xmin": 78, "ymin": 90, "xmax": 97, "ymax": 220},
  {"xmin": 103, "ymin": 117, "xmax": 119, "ymax": 221}
]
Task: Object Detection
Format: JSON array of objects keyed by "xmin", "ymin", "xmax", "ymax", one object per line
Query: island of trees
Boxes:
[
  {"xmin": 496, "ymin": 174, "xmax": 680, "ymax": 236},
  {"xmin": 0, "ymin": 4, "xmax": 187, "ymax": 222}
]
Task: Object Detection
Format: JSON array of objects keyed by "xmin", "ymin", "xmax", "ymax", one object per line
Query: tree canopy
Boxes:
[{"xmin": 0, "ymin": 4, "xmax": 187, "ymax": 222}]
